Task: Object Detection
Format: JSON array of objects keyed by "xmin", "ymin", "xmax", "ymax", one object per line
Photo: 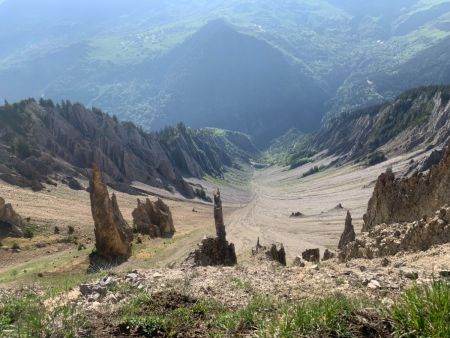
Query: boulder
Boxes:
[
  {"xmin": 89, "ymin": 164, "xmax": 133, "ymax": 260},
  {"xmin": 293, "ymin": 256, "xmax": 306, "ymax": 267},
  {"xmin": 302, "ymin": 248, "xmax": 320, "ymax": 263},
  {"xmin": 338, "ymin": 211, "xmax": 356, "ymax": 250},
  {"xmin": 252, "ymin": 238, "xmax": 286, "ymax": 266},
  {"xmin": 132, "ymin": 198, "xmax": 175, "ymax": 237},
  {"xmin": 322, "ymin": 249, "xmax": 335, "ymax": 261},
  {"xmin": 0, "ymin": 197, "xmax": 24, "ymax": 238}
]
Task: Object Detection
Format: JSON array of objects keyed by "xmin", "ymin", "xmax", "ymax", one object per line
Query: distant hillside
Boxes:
[
  {"xmin": 0, "ymin": 99, "xmax": 258, "ymax": 197},
  {"xmin": 48, "ymin": 20, "xmax": 326, "ymax": 147},
  {"xmin": 267, "ymin": 85, "xmax": 450, "ymax": 168},
  {"xmin": 1, "ymin": 1, "xmax": 450, "ymax": 145}
]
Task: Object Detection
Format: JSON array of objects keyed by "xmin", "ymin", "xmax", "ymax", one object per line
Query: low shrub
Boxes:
[
  {"xmin": 302, "ymin": 165, "xmax": 323, "ymax": 178},
  {"xmin": 23, "ymin": 225, "xmax": 35, "ymax": 239},
  {"xmin": 367, "ymin": 151, "xmax": 387, "ymax": 166}
]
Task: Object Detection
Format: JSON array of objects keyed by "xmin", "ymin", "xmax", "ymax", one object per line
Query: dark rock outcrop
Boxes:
[
  {"xmin": 132, "ymin": 198, "xmax": 175, "ymax": 238},
  {"xmin": 189, "ymin": 236, "xmax": 237, "ymax": 267},
  {"xmin": 0, "ymin": 197, "xmax": 24, "ymax": 238},
  {"xmin": 89, "ymin": 164, "xmax": 133, "ymax": 261},
  {"xmin": 267, "ymin": 243, "xmax": 287, "ymax": 266},
  {"xmin": 252, "ymin": 238, "xmax": 286, "ymax": 266},
  {"xmin": 340, "ymin": 206, "xmax": 450, "ymax": 261},
  {"xmin": 214, "ymin": 189, "xmax": 226, "ymax": 241},
  {"xmin": 293, "ymin": 256, "xmax": 306, "ymax": 267},
  {"xmin": 302, "ymin": 248, "xmax": 320, "ymax": 263},
  {"xmin": 363, "ymin": 146, "xmax": 450, "ymax": 232},
  {"xmin": 186, "ymin": 189, "xmax": 237, "ymax": 267},
  {"xmin": 322, "ymin": 249, "xmax": 335, "ymax": 261},
  {"xmin": 63, "ymin": 176, "xmax": 84, "ymax": 191},
  {"xmin": 338, "ymin": 211, "xmax": 356, "ymax": 250}
]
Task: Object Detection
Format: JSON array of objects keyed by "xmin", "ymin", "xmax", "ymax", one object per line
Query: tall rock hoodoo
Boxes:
[
  {"xmin": 132, "ymin": 198, "xmax": 175, "ymax": 237},
  {"xmin": 187, "ymin": 189, "xmax": 237, "ymax": 266},
  {"xmin": 89, "ymin": 164, "xmax": 133, "ymax": 261},
  {"xmin": 338, "ymin": 211, "xmax": 356, "ymax": 250}
]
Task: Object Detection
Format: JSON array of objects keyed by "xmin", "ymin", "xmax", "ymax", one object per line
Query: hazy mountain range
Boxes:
[{"xmin": 1, "ymin": 0, "xmax": 450, "ymax": 145}]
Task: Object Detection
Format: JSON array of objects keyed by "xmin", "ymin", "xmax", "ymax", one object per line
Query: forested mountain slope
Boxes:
[{"xmin": 1, "ymin": 1, "xmax": 449, "ymax": 144}]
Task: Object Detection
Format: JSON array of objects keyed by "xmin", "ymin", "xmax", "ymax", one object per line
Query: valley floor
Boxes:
[
  {"xmin": 0, "ymin": 148, "xmax": 433, "ymax": 284},
  {"xmin": 2, "ymin": 148, "xmax": 450, "ymax": 337}
]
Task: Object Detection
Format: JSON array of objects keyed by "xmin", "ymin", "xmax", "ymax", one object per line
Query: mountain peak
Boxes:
[{"xmin": 193, "ymin": 18, "xmax": 237, "ymax": 40}]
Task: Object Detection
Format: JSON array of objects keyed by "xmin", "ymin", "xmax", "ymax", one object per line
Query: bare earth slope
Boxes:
[
  {"xmin": 226, "ymin": 150, "xmax": 428, "ymax": 261},
  {"xmin": 0, "ymin": 144, "xmax": 436, "ymax": 285}
]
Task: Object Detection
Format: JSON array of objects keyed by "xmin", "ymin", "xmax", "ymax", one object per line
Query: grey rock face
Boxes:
[
  {"xmin": 363, "ymin": 146, "xmax": 450, "ymax": 232},
  {"xmin": 0, "ymin": 101, "xmax": 258, "ymax": 197},
  {"xmin": 340, "ymin": 206, "xmax": 450, "ymax": 261}
]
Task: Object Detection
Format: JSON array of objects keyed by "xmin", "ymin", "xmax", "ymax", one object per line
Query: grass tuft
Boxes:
[{"xmin": 392, "ymin": 280, "xmax": 450, "ymax": 338}]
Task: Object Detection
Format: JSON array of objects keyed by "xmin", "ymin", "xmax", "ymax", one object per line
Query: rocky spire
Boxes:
[
  {"xmin": 338, "ymin": 211, "xmax": 356, "ymax": 250},
  {"xmin": 214, "ymin": 189, "xmax": 226, "ymax": 241},
  {"xmin": 185, "ymin": 188, "xmax": 237, "ymax": 267},
  {"xmin": 89, "ymin": 164, "xmax": 133, "ymax": 260}
]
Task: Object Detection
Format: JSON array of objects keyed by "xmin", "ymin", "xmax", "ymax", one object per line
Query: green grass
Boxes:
[
  {"xmin": 275, "ymin": 294, "xmax": 367, "ymax": 337},
  {"xmin": 392, "ymin": 280, "xmax": 450, "ymax": 338},
  {"xmin": 2, "ymin": 280, "xmax": 450, "ymax": 337},
  {"xmin": 0, "ymin": 292, "xmax": 86, "ymax": 338},
  {"xmin": 0, "ymin": 244, "xmax": 94, "ymax": 286}
]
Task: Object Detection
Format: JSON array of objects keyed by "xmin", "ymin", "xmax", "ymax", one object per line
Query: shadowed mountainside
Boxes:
[{"xmin": 266, "ymin": 85, "xmax": 450, "ymax": 167}]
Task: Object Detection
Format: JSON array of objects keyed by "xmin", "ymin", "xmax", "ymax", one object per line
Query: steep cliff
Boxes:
[
  {"xmin": 363, "ymin": 146, "xmax": 450, "ymax": 231},
  {"xmin": 314, "ymin": 86, "xmax": 450, "ymax": 161}
]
